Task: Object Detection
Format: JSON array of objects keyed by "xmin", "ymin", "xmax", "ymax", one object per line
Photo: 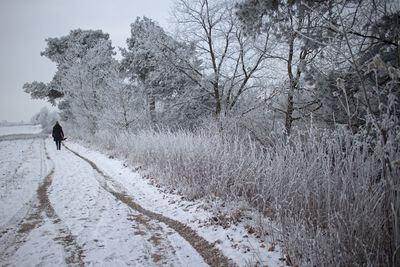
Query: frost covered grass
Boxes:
[{"xmin": 70, "ymin": 122, "xmax": 399, "ymax": 266}]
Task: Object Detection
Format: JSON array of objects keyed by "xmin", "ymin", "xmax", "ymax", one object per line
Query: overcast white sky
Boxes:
[{"xmin": 0, "ymin": 0, "xmax": 174, "ymax": 122}]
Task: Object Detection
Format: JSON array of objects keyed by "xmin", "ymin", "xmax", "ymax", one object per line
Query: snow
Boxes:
[
  {"xmin": 47, "ymin": 140, "xmax": 207, "ymax": 266},
  {"xmin": 0, "ymin": 138, "xmax": 46, "ymax": 227},
  {"xmin": 10, "ymin": 218, "xmax": 66, "ymax": 267},
  {"xmin": 0, "ymin": 124, "xmax": 42, "ymax": 136},
  {"xmin": 0, "ymin": 125, "xmax": 286, "ymax": 266},
  {"xmin": 66, "ymin": 141, "xmax": 286, "ymax": 266}
]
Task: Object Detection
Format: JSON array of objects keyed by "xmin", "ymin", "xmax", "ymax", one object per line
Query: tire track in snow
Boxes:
[
  {"xmin": 37, "ymin": 142, "xmax": 85, "ymax": 266},
  {"xmin": 64, "ymin": 144, "xmax": 232, "ymax": 267},
  {"xmin": 0, "ymin": 139, "xmax": 85, "ymax": 266},
  {"xmin": 0, "ymin": 138, "xmax": 44, "ymax": 258}
]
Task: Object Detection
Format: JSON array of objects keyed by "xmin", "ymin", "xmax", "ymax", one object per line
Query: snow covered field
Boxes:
[
  {"xmin": 0, "ymin": 124, "xmax": 42, "ymax": 136},
  {"xmin": 0, "ymin": 125, "xmax": 285, "ymax": 266}
]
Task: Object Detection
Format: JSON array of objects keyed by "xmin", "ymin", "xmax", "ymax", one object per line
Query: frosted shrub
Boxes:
[
  {"xmin": 74, "ymin": 120, "xmax": 398, "ymax": 266},
  {"xmin": 274, "ymin": 128, "xmax": 398, "ymax": 266},
  {"xmin": 112, "ymin": 128, "xmax": 267, "ymax": 201}
]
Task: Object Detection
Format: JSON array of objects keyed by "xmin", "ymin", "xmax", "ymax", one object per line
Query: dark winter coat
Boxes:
[{"xmin": 52, "ymin": 123, "xmax": 64, "ymax": 141}]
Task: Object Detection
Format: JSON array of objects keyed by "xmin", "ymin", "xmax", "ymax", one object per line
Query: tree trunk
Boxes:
[
  {"xmin": 148, "ymin": 93, "xmax": 156, "ymax": 126},
  {"xmin": 285, "ymin": 34, "xmax": 296, "ymax": 136},
  {"xmin": 285, "ymin": 89, "xmax": 294, "ymax": 135},
  {"xmin": 214, "ymin": 89, "xmax": 221, "ymax": 117}
]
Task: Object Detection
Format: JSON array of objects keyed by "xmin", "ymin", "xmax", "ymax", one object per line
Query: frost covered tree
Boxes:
[
  {"xmin": 62, "ymin": 38, "xmax": 117, "ymax": 133},
  {"xmin": 236, "ymin": 0, "xmax": 400, "ymax": 135},
  {"xmin": 23, "ymin": 80, "xmax": 64, "ymax": 106},
  {"xmin": 24, "ymin": 29, "xmax": 124, "ymax": 133},
  {"xmin": 25, "ymin": 29, "xmax": 112, "ymax": 101},
  {"xmin": 100, "ymin": 76, "xmax": 140, "ymax": 131},
  {"xmin": 236, "ymin": 0, "xmax": 340, "ymax": 134},
  {"xmin": 121, "ymin": 17, "xmax": 161, "ymax": 125},
  {"xmin": 310, "ymin": 1, "xmax": 400, "ymax": 132},
  {"xmin": 121, "ymin": 17, "xmax": 208, "ymax": 127},
  {"xmin": 30, "ymin": 107, "xmax": 59, "ymax": 133},
  {"xmin": 174, "ymin": 0, "xmax": 274, "ymax": 120}
]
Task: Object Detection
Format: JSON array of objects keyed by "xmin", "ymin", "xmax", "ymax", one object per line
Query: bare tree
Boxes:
[
  {"xmin": 236, "ymin": 0, "xmax": 339, "ymax": 134},
  {"xmin": 173, "ymin": 0, "xmax": 273, "ymax": 119}
]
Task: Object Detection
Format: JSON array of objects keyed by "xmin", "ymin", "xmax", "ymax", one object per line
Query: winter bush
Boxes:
[{"xmin": 71, "ymin": 117, "xmax": 399, "ymax": 266}]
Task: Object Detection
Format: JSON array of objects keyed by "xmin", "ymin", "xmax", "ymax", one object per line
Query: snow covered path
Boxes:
[
  {"xmin": 0, "ymin": 126, "xmax": 286, "ymax": 266},
  {"xmin": 0, "ymin": 135, "xmax": 226, "ymax": 266}
]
